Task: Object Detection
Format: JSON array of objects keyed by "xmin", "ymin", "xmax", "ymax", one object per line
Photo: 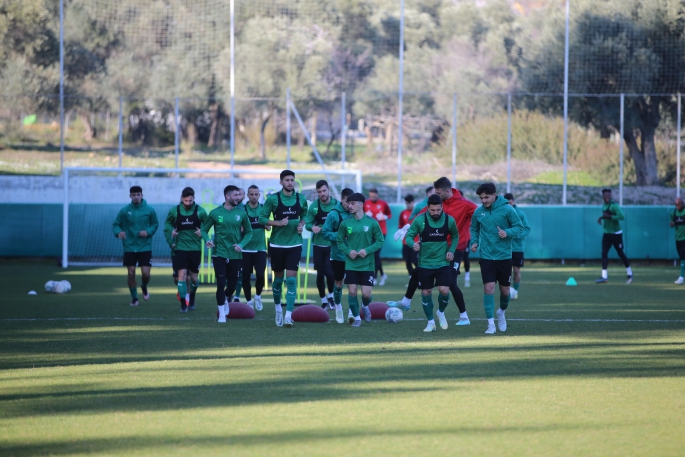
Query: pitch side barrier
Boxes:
[{"xmin": 0, "ymin": 205, "xmax": 680, "ymax": 261}]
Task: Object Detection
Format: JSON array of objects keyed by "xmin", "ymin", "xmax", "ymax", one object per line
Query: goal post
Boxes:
[{"xmin": 61, "ymin": 166, "xmax": 362, "ymax": 268}]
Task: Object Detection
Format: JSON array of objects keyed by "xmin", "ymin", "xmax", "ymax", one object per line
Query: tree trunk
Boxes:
[
  {"xmin": 187, "ymin": 122, "xmax": 198, "ymax": 146},
  {"xmin": 207, "ymin": 104, "xmax": 221, "ymax": 148},
  {"xmin": 259, "ymin": 110, "xmax": 271, "ymax": 161},
  {"xmin": 623, "ymin": 129, "xmax": 648, "ymax": 184},
  {"xmin": 311, "ymin": 110, "xmax": 317, "ymax": 147},
  {"xmin": 639, "ymin": 125, "xmax": 660, "ymax": 186},
  {"xmin": 79, "ymin": 113, "xmax": 96, "ymax": 140},
  {"xmin": 623, "ymin": 98, "xmax": 660, "ymax": 186}
]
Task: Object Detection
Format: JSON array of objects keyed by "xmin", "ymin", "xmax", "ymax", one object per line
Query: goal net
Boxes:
[{"xmin": 62, "ymin": 167, "xmax": 362, "ymax": 270}]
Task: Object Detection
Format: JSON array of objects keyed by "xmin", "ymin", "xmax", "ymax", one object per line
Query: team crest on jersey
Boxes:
[
  {"xmin": 218, "ymin": 215, "xmax": 224, "ymax": 223},
  {"xmin": 363, "ymin": 226, "xmax": 369, "ymax": 232},
  {"xmin": 235, "ymin": 215, "xmax": 241, "ymax": 221}
]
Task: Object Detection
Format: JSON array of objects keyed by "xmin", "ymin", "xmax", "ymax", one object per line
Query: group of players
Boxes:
[{"xmin": 112, "ymin": 171, "xmax": 685, "ymax": 334}]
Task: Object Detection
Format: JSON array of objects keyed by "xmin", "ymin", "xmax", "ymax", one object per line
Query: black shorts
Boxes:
[
  {"xmin": 242, "ymin": 251, "xmax": 267, "ymax": 277},
  {"xmin": 212, "ymin": 257, "xmax": 242, "ymax": 280},
  {"xmin": 123, "ymin": 251, "xmax": 152, "ymax": 267},
  {"xmin": 174, "ymin": 250, "xmax": 201, "ymax": 273},
  {"xmin": 344, "ymin": 270, "xmax": 374, "ymax": 286},
  {"xmin": 417, "ymin": 266, "xmax": 451, "ymax": 289},
  {"xmin": 269, "ymin": 246, "xmax": 302, "ymax": 272},
  {"xmin": 479, "ymin": 259, "xmax": 512, "ymax": 286},
  {"xmin": 313, "ymin": 245, "xmax": 331, "ymax": 271},
  {"xmin": 331, "ymin": 259, "xmax": 346, "ymax": 281},
  {"xmin": 677, "ymin": 240, "xmax": 685, "ymax": 260},
  {"xmin": 512, "ymin": 251, "xmax": 525, "ymax": 268}
]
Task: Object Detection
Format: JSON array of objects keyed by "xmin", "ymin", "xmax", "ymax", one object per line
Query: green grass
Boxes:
[
  {"xmin": 1, "ymin": 260, "xmax": 685, "ymax": 456},
  {"xmin": 528, "ymin": 170, "xmax": 604, "ymax": 186}
]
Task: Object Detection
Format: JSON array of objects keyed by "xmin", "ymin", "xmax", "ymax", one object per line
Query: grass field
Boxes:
[{"xmin": 1, "ymin": 260, "xmax": 684, "ymax": 456}]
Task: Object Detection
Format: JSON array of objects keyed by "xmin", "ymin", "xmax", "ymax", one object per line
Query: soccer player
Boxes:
[
  {"xmin": 405, "ymin": 194, "xmax": 459, "ymax": 332},
  {"xmin": 337, "ymin": 193, "xmax": 385, "ymax": 327},
  {"xmin": 503, "ymin": 193, "xmax": 531, "ymax": 300},
  {"xmin": 164, "ymin": 187, "xmax": 209, "ymax": 312},
  {"xmin": 321, "ymin": 187, "xmax": 355, "ymax": 324},
  {"xmin": 113, "ymin": 186, "xmax": 159, "ymax": 307},
  {"xmin": 305, "ymin": 180, "xmax": 338, "ymax": 309},
  {"xmin": 231, "ymin": 187, "xmax": 247, "ymax": 302},
  {"xmin": 670, "ymin": 197, "xmax": 685, "ymax": 284},
  {"xmin": 204, "ymin": 185, "xmax": 253, "ymax": 323},
  {"xmin": 470, "ymin": 182, "xmax": 524, "ymax": 334},
  {"xmin": 259, "ymin": 170, "xmax": 309, "ymax": 327},
  {"xmin": 409, "ymin": 186, "xmax": 436, "ymax": 220},
  {"xmin": 241, "ymin": 185, "xmax": 270, "ymax": 310},
  {"xmin": 364, "ymin": 187, "xmax": 391, "ymax": 285},
  {"xmin": 399, "ymin": 194, "xmax": 418, "ymax": 280},
  {"xmin": 595, "ymin": 189, "xmax": 633, "ymax": 284}
]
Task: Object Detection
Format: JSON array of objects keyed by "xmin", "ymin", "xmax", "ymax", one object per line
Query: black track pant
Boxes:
[
  {"xmin": 241, "ymin": 251, "xmax": 267, "ymax": 301},
  {"xmin": 601, "ymin": 233, "xmax": 630, "ymax": 269}
]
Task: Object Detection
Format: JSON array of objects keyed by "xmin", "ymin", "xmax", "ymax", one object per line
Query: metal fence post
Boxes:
[
  {"xmin": 507, "ymin": 93, "xmax": 512, "ymax": 193},
  {"xmin": 118, "ymin": 96, "xmax": 123, "ymax": 170},
  {"xmin": 619, "ymin": 93, "xmax": 625, "ymax": 205},
  {"xmin": 678, "ymin": 93, "xmax": 682, "ymax": 198},
  {"xmin": 452, "ymin": 93, "xmax": 457, "ymax": 186},
  {"xmin": 341, "ymin": 92, "xmax": 347, "ymax": 189},
  {"xmin": 286, "ymin": 88, "xmax": 291, "ymax": 169},
  {"xmin": 396, "ymin": 0, "xmax": 405, "ymax": 204},
  {"xmin": 175, "ymin": 97, "xmax": 180, "ymax": 171}
]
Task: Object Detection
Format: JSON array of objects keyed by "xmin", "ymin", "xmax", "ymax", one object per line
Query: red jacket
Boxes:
[
  {"xmin": 413, "ymin": 188, "xmax": 477, "ymax": 250},
  {"xmin": 399, "ymin": 209, "xmax": 412, "ymax": 245},
  {"xmin": 364, "ymin": 198, "xmax": 392, "ymax": 235}
]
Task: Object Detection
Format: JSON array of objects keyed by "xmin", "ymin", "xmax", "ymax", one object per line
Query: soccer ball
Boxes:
[
  {"xmin": 53, "ymin": 280, "xmax": 71, "ymax": 294},
  {"xmin": 45, "ymin": 280, "xmax": 57, "ymax": 293},
  {"xmin": 385, "ymin": 307, "xmax": 403, "ymax": 323}
]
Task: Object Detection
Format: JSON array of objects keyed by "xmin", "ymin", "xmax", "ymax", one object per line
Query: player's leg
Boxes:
[
  {"xmin": 611, "ymin": 234, "xmax": 632, "ymax": 283},
  {"xmin": 435, "ymin": 284, "xmax": 450, "ymax": 330},
  {"xmin": 402, "ymin": 244, "xmax": 413, "ymax": 277},
  {"xmin": 241, "ymin": 252, "xmax": 255, "ymax": 306},
  {"xmin": 375, "ymin": 248, "xmax": 387, "ymax": 285},
  {"xmin": 232, "ymin": 269, "xmax": 243, "ymax": 302},
  {"xmin": 360, "ymin": 281, "xmax": 374, "ymax": 323},
  {"xmin": 597, "ymin": 234, "xmax": 611, "ymax": 283},
  {"xmin": 282, "ymin": 246, "xmax": 302, "ymax": 328},
  {"xmin": 225, "ymin": 259, "xmax": 242, "ymax": 303},
  {"xmin": 177, "ymin": 268, "xmax": 189, "ymax": 311},
  {"xmin": 313, "ymin": 246, "xmax": 328, "ymax": 308},
  {"xmin": 253, "ymin": 251, "xmax": 267, "ymax": 310},
  {"xmin": 186, "ymin": 251, "xmax": 200, "ymax": 310},
  {"xmin": 463, "ymin": 248, "xmax": 471, "ymax": 287},
  {"xmin": 677, "ymin": 241, "xmax": 685, "ymax": 284},
  {"xmin": 323, "ymin": 251, "xmax": 335, "ymax": 308},
  {"xmin": 480, "ymin": 259, "xmax": 497, "ymax": 334},
  {"xmin": 390, "ymin": 271, "xmax": 419, "ymax": 311},
  {"xmin": 125, "ymin": 258, "xmax": 139, "ymax": 306},
  {"xmin": 346, "ymin": 277, "xmax": 361, "ymax": 326},
  {"xmin": 448, "ymin": 253, "xmax": 469, "ymax": 325},
  {"xmin": 495, "ymin": 260, "xmax": 512, "ymax": 332},
  {"xmin": 331, "ymin": 260, "xmax": 346, "ymax": 323},
  {"xmin": 270, "ymin": 247, "xmax": 285, "ymax": 326},
  {"xmin": 139, "ymin": 252, "xmax": 151, "ymax": 300},
  {"xmin": 510, "ymin": 252, "xmax": 523, "ymax": 299},
  {"xmin": 212, "ymin": 257, "xmax": 229, "ymax": 322},
  {"xmin": 419, "ymin": 268, "xmax": 436, "ymax": 332}
]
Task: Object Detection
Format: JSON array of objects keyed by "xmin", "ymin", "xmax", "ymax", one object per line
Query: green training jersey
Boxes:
[
  {"xmin": 305, "ymin": 197, "xmax": 339, "ymax": 247},
  {"xmin": 258, "ymin": 190, "xmax": 308, "ymax": 248},
  {"xmin": 409, "ymin": 197, "xmax": 428, "ymax": 221},
  {"xmin": 601, "ymin": 201, "xmax": 624, "ymax": 234},
  {"xmin": 321, "ymin": 204, "xmax": 352, "ymax": 261},
  {"xmin": 337, "ymin": 214, "xmax": 384, "ymax": 271},
  {"xmin": 470, "ymin": 196, "xmax": 524, "ymax": 261},
  {"xmin": 406, "ymin": 212, "xmax": 458, "ymax": 269},
  {"xmin": 163, "ymin": 203, "xmax": 209, "ymax": 252},
  {"xmin": 672, "ymin": 207, "xmax": 685, "ymax": 241},
  {"xmin": 203, "ymin": 204, "xmax": 253, "ymax": 259},
  {"xmin": 510, "ymin": 205, "xmax": 531, "ymax": 252},
  {"xmin": 112, "ymin": 199, "xmax": 159, "ymax": 253},
  {"xmin": 243, "ymin": 203, "xmax": 268, "ymax": 252}
]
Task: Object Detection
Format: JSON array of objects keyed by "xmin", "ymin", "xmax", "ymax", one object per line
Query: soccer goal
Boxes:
[{"xmin": 61, "ymin": 166, "xmax": 362, "ymax": 268}]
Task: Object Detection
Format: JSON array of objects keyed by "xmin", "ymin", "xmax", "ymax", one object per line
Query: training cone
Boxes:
[{"xmin": 566, "ymin": 277, "xmax": 577, "ymax": 286}]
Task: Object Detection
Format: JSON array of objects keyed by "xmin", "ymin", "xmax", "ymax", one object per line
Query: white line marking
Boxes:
[{"xmin": 1, "ymin": 317, "xmax": 683, "ymax": 323}]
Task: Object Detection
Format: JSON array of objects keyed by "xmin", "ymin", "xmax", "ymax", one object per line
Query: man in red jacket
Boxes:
[
  {"xmin": 392, "ymin": 177, "xmax": 477, "ymax": 326},
  {"xmin": 364, "ymin": 187, "xmax": 392, "ymax": 285}
]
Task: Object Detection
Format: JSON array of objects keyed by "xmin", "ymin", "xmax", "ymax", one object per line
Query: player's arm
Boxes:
[
  {"xmin": 304, "ymin": 201, "xmax": 317, "ymax": 231},
  {"xmin": 163, "ymin": 207, "xmax": 176, "ymax": 247},
  {"xmin": 336, "ymin": 221, "xmax": 352, "ymax": 256},
  {"xmin": 518, "ymin": 211, "xmax": 531, "ymax": 239},
  {"xmin": 469, "ymin": 213, "xmax": 480, "ymax": 251},
  {"xmin": 112, "ymin": 209, "xmax": 125, "ymax": 238},
  {"xmin": 503, "ymin": 208, "xmax": 524, "ymax": 239},
  {"xmin": 258, "ymin": 196, "xmax": 277, "ymax": 226},
  {"xmin": 321, "ymin": 210, "xmax": 340, "ymax": 242},
  {"xmin": 299, "ymin": 195, "xmax": 309, "ymax": 224},
  {"xmin": 145, "ymin": 209, "xmax": 159, "ymax": 237},
  {"xmin": 199, "ymin": 207, "xmax": 211, "ymax": 242},
  {"xmin": 384, "ymin": 201, "xmax": 392, "ymax": 218},
  {"xmin": 409, "ymin": 199, "xmax": 424, "ymax": 220},
  {"xmin": 237, "ymin": 214, "xmax": 253, "ymax": 249},
  {"xmin": 447, "ymin": 217, "xmax": 459, "ymax": 255},
  {"xmin": 202, "ymin": 212, "xmax": 215, "ymax": 238},
  {"xmin": 364, "ymin": 222, "xmax": 385, "ymax": 254},
  {"xmin": 611, "ymin": 203, "xmax": 625, "ymax": 221},
  {"xmin": 405, "ymin": 218, "xmax": 421, "ymax": 249}
]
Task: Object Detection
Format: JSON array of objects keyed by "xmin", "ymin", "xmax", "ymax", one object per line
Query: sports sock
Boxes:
[
  {"xmin": 178, "ymin": 281, "xmax": 187, "ymax": 307},
  {"xmin": 348, "ymin": 294, "xmax": 360, "ymax": 317},
  {"xmin": 272, "ymin": 276, "xmax": 284, "ymax": 305},
  {"xmin": 513, "ymin": 282, "xmax": 520, "ymax": 291},
  {"xmin": 421, "ymin": 294, "xmax": 434, "ymax": 321},
  {"xmin": 464, "ymin": 272, "xmax": 470, "ymax": 281},
  {"xmin": 401, "ymin": 296, "xmax": 411, "ymax": 307},
  {"xmin": 189, "ymin": 281, "xmax": 198, "ymax": 305},
  {"xmin": 483, "ymin": 293, "xmax": 495, "ymax": 319},
  {"xmin": 601, "ymin": 269, "xmax": 608, "ymax": 279},
  {"xmin": 141, "ymin": 280, "xmax": 149, "ymax": 295},
  {"xmin": 285, "ymin": 310, "xmax": 292, "ymax": 320},
  {"xmin": 500, "ymin": 293, "xmax": 510, "ymax": 311},
  {"xmin": 626, "ymin": 266, "xmax": 633, "ymax": 276},
  {"xmin": 285, "ymin": 276, "xmax": 297, "ymax": 312},
  {"xmin": 460, "ymin": 312, "xmax": 468, "ymax": 319},
  {"xmin": 438, "ymin": 293, "xmax": 449, "ymax": 312},
  {"xmin": 333, "ymin": 285, "xmax": 343, "ymax": 305},
  {"xmin": 680, "ymin": 261, "xmax": 685, "ymax": 277},
  {"xmin": 488, "ymin": 317, "xmax": 495, "ymax": 326},
  {"xmin": 275, "ymin": 303, "xmax": 282, "ymax": 313},
  {"xmin": 362, "ymin": 295, "xmax": 372, "ymax": 307},
  {"xmin": 235, "ymin": 273, "xmax": 242, "ymax": 299},
  {"xmin": 129, "ymin": 287, "xmax": 138, "ymax": 300}
]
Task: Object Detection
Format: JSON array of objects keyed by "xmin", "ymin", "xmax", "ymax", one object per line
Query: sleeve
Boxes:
[
  {"xmin": 113, "ymin": 208, "xmax": 124, "ymax": 238},
  {"xmin": 671, "ymin": 210, "xmax": 676, "ymax": 224},
  {"xmin": 238, "ymin": 213, "xmax": 253, "ymax": 248},
  {"xmin": 163, "ymin": 207, "xmax": 176, "ymax": 247},
  {"xmin": 336, "ymin": 221, "xmax": 351, "ymax": 256},
  {"xmin": 518, "ymin": 211, "xmax": 531, "ymax": 239},
  {"xmin": 409, "ymin": 200, "xmax": 423, "ymax": 221},
  {"xmin": 300, "ymin": 195, "xmax": 309, "ymax": 220},
  {"xmin": 202, "ymin": 211, "xmax": 215, "ymax": 237},
  {"xmin": 383, "ymin": 201, "xmax": 392, "ymax": 218},
  {"xmin": 145, "ymin": 208, "xmax": 159, "ymax": 236},
  {"xmin": 410, "ymin": 205, "xmax": 428, "ymax": 224},
  {"xmin": 199, "ymin": 207, "xmax": 211, "ymax": 242},
  {"xmin": 503, "ymin": 208, "xmax": 524, "ymax": 239},
  {"xmin": 469, "ymin": 211, "xmax": 480, "ymax": 247},
  {"xmin": 365, "ymin": 221, "xmax": 385, "ymax": 254},
  {"xmin": 405, "ymin": 218, "xmax": 422, "ymax": 248},
  {"xmin": 304, "ymin": 201, "xmax": 317, "ymax": 231},
  {"xmin": 447, "ymin": 217, "xmax": 459, "ymax": 254},
  {"xmin": 321, "ymin": 210, "xmax": 340, "ymax": 243},
  {"xmin": 612, "ymin": 203, "xmax": 625, "ymax": 221},
  {"xmin": 258, "ymin": 196, "xmax": 274, "ymax": 225}
]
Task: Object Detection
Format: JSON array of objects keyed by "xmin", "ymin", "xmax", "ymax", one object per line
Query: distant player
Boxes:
[
  {"xmin": 259, "ymin": 170, "xmax": 308, "ymax": 327},
  {"xmin": 470, "ymin": 182, "xmax": 523, "ymax": 334},
  {"xmin": 204, "ymin": 185, "xmax": 253, "ymax": 323},
  {"xmin": 670, "ymin": 197, "xmax": 685, "ymax": 284},
  {"xmin": 231, "ymin": 187, "xmax": 247, "ymax": 302},
  {"xmin": 305, "ymin": 180, "xmax": 338, "ymax": 309},
  {"xmin": 405, "ymin": 194, "xmax": 459, "ymax": 332},
  {"xmin": 164, "ymin": 187, "xmax": 208, "ymax": 312},
  {"xmin": 595, "ymin": 189, "xmax": 633, "ymax": 284},
  {"xmin": 241, "ymin": 185, "xmax": 270, "ymax": 310},
  {"xmin": 321, "ymin": 187, "xmax": 355, "ymax": 323},
  {"xmin": 112, "ymin": 186, "xmax": 159, "ymax": 307},
  {"xmin": 337, "ymin": 193, "xmax": 385, "ymax": 327},
  {"xmin": 409, "ymin": 186, "xmax": 436, "ymax": 220},
  {"xmin": 503, "ymin": 193, "xmax": 531, "ymax": 300},
  {"xmin": 364, "ymin": 187, "xmax": 391, "ymax": 285},
  {"xmin": 399, "ymin": 194, "xmax": 418, "ymax": 280}
]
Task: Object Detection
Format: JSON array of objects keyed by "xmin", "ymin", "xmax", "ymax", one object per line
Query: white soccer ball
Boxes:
[
  {"xmin": 385, "ymin": 307, "xmax": 403, "ymax": 323},
  {"xmin": 45, "ymin": 280, "xmax": 56, "ymax": 293},
  {"xmin": 53, "ymin": 280, "xmax": 71, "ymax": 294},
  {"xmin": 60, "ymin": 280, "xmax": 71, "ymax": 293}
]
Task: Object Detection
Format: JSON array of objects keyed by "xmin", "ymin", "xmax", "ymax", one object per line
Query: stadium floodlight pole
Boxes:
[
  {"xmin": 62, "ymin": 168, "xmax": 69, "ymax": 269},
  {"xmin": 229, "ymin": 0, "xmax": 235, "ymax": 171},
  {"xmin": 118, "ymin": 96, "xmax": 123, "ymax": 175},
  {"xmin": 506, "ymin": 92, "xmax": 512, "ymax": 193},
  {"xmin": 286, "ymin": 88, "xmax": 291, "ymax": 168},
  {"xmin": 174, "ymin": 97, "xmax": 180, "ymax": 171},
  {"xmin": 396, "ymin": 0, "xmax": 405, "ymax": 204},
  {"xmin": 341, "ymin": 92, "xmax": 347, "ymax": 188},
  {"xmin": 452, "ymin": 93, "xmax": 457, "ymax": 186},
  {"xmin": 59, "ymin": 0, "xmax": 64, "ymax": 173},
  {"xmin": 619, "ymin": 94, "xmax": 625, "ymax": 205},
  {"xmin": 678, "ymin": 93, "xmax": 682, "ymax": 198},
  {"xmin": 562, "ymin": 0, "xmax": 570, "ymax": 205}
]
